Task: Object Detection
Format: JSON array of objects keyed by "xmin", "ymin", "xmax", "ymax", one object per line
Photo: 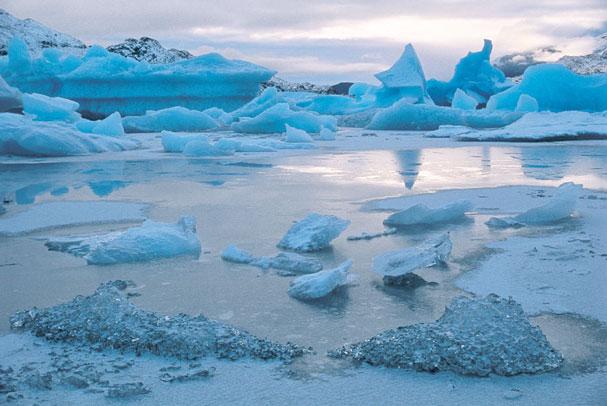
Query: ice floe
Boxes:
[
  {"xmin": 288, "ymin": 260, "xmax": 353, "ymax": 300},
  {"xmin": 329, "ymin": 294, "xmax": 562, "ymax": 376},
  {"xmin": 383, "ymin": 200, "xmax": 473, "ymax": 227},
  {"xmin": 0, "ymin": 201, "xmax": 147, "ymax": 235},
  {"xmin": 221, "ymin": 245, "xmax": 323, "ymax": 276},
  {"xmin": 277, "ymin": 213, "xmax": 350, "ymax": 252},
  {"xmin": 10, "ymin": 280, "xmax": 303, "ymax": 360},
  {"xmin": 123, "ymin": 107, "xmax": 219, "ymax": 133},
  {"xmin": 372, "ymin": 234, "xmax": 452, "ymax": 286},
  {"xmin": 44, "ymin": 216, "xmax": 201, "ymax": 265}
]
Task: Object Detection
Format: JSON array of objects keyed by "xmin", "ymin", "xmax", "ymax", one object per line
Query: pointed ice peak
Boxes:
[{"xmin": 375, "ymin": 43, "xmax": 427, "ymax": 89}]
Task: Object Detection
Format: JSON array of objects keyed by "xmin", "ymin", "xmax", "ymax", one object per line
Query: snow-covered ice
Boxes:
[
  {"xmin": 44, "ymin": 216, "xmax": 201, "ymax": 265},
  {"xmin": 0, "ymin": 201, "xmax": 147, "ymax": 235},
  {"xmin": 277, "ymin": 213, "xmax": 350, "ymax": 252},
  {"xmin": 288, "ymin": 260, "xmax": 352, "ymax": 300},
  {"xmin": 330, "ymin": 294, "xmax": 562, "ymax": 376},
  {"xmin": 383, "ymin": 200, "xmax": 473, "ymax": 227}
]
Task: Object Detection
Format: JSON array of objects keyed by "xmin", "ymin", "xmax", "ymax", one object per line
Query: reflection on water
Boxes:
[{"xmin": 396, "ymin": 150, "xmax": 421, "ymax": 190}]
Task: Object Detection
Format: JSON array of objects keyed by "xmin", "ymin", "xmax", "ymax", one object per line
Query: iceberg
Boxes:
[
  {"xmin": 372, "ymin": 234, "xmax": 452, "ymax": 286},
  {"xmin": 329, "ymin": 294, "xmax": 562, "ymax": 376},
  {"xmin": 277, "ymin": 213, "xmax": 350, "ymax": 252},
  {"xmin": 284, "ymin": 124, "xmax": 314, "ymax": 143},
  {"xmin": 76, "ymin": 112, "xmax": 125, "ymax": 136},
  {"xmin": 515, "ymin": 94, "xmax": 539, "ymax": 113},
  {"xmin": 230, "ymin": 86, "xmax": 283, "ymax": 119},
  {"xmin": 221, "ymin": 244, "xmax": 256, "ymax": 264},
  {"xmin": 487, "ymin": 182, "xmax": 581, "ymax": 228},
  {"xmin": 367, "ymin": 100, "xmax": 521, "ymax": 131},
  {"xmin": 317, "ymin": 127, "xmax": 336, "ymax": 141},
  {"xmin": 427, "ymin": 39, "xmax": 511, "ymax": 106},
  {"xmin": 45, "ymin": 216, "xmax": 201, "ymax": 265},
  {"xmin": 452, "ymin": 111, "xmax": 607, "ymax": 141},
  {"xmin": 0, "ymin": 74, "xmax": 22, "ymax": 112},
  {"xmin": 10, "ymin": 280, "xmax": 303, "ymax": 360},
  {"xmin": 22, "ymin": 92, "xmax": 80, "ymax": 122},
  {"xmin": 1, "ymin": 40, "xmax": 275, "ymax": 117},
  {"xmin": 0, "ymin": 112, "xmax": 138, "ymax": 157},
  {"xmin": 221, "ymin": 244, "xmax": 323, "ymax": 275},
  {"xmin": 383, "ymin": 200, "xmax": 473, "ymax": 227},
  {"xmin": 182, "ymin": 138, "xmax": 235, "ymax": 157},
  {"xmin": 288, "ymin": 260, "xmax": 352, "ymax": 300},
  {"xmin": 298, "ymin": 94, "xmax": 371, "ymax": 116},
  {"xmin": 486, "ymin": 64, "xmax": 607, "ymax": 112},
  {"xmin": 231, "ymin": 103, "xmax": 336, "ymax": 134},
  {"xmin": 122, "ymin": 106, "xmax": 219, "ymax": 133},
  {"xmin": 451, "ymin": 89, "xmax": 478, "ymax": 110}
]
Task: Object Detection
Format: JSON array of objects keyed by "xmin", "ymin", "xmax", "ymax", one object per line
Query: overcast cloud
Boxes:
[{"xmin": 2, "ymin": 0, "xmax": 605, "ymax": 83}]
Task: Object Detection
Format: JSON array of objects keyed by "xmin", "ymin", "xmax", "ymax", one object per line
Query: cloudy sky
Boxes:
[{"xmin": 2, "ymin": 0, "xmax": 606, "ymax": 83}]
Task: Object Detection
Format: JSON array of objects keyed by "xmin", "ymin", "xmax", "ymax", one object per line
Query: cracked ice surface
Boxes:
[
  {"xmin": 330, "ymin": 295, "xmax": 562, "ymax": 376},
  {"xmin": 9, "ymin": 281, "xmax": 303, "ymax": 361}
]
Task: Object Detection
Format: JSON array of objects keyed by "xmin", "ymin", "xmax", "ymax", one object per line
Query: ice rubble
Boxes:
[
  {"xmin": 284, "ymin": 125, "xmax": 314, "ymax": 143},
  {"xmin": 0, "ymin": 39, "xmax": 275, "ymax": 117},
  {"xmin": 486, "ymin": 182, "xmax": 581, "ymax": 228},
  {"xmin": 44, "ymin": 216, "xmax": 201, "ymax": 265},
  {"xmin": 427, "ymin": 40, "xmax": 511, "ymax": 106},
  {"xmin": 451, "ymin": 89, "xmax": 478, "ymax": 110},
  {"xmin": 448, "ymin": 111, "xmax": 607, "ymax": 141},
  {"xmin": 383, "ymin": 200, "xmax": 473, "ymax": 227},
  {"xmin": 329, "ymin": 294, "xmax": 562, "ymax": 376},
  {"xmin": 0, "ymin": 201, "xmax": 147, "ymax": 235},
  {"xmin": 231, "ymin": 103, "xmax": 336, "ymax": 134},
  {"xmin": 288, "ymin": 260, "xmax": 353, "ymax": 300},
  {"xmin": 0, "ymin": 74, "xmax": 22, "ymax": 112},
  {"xmin": 486, "ymin": 64, "xmax": 607, "ymax": 112},
  {"xmin": 221, "ymin": 245, "xmax": 323, "ymax": 276},
  {"xmin": 277, "ymin": 213, "xmax": 350, "ymax": 252},
  {"xmin": 10, "ymin": 280, "xmax": 303, "ymax": 360},
  {"xmin": 372, "ymin": 234, "xmax": 452, "ymax": 286},
  {"xmin": 122, "ymin": 107, "xmax": 219, "ymax": 133},
  {"xmin": 0, "ymin": 113, "xmax": 137, "ymax": 157}
]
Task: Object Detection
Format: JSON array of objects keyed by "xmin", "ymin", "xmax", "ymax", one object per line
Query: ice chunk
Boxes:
[
  {"xmin": 231, "ymin": 86, "xmax": 283, "ymax": 118},
  {"xmin": 10, "ymin": 280, "xmax": 303, "ymax": 360},
  {"xmin": 2, "ymin": 49, "xmax": 275, "ymax": 117},
  {"xmin": 284, "ymin": 124, "xmax": 314, "ymax": 143},
  {"xmin": 299, "ymin": 94, "xmax": 371, "ymax": 116},
  {"xmin": 0, "ymin": 201, "xmax": 147, "ymax": 236},
  {"xmin": 45, "ymin": 216, "xmax": 201, "ymax": 265},
  {"xmin": 368, "ymin": 99, "xmax": 521, "ymax": 131},
  {"xmin": 0, "ymin": 113, "xmax": 138, "ymax": 157},
  {"xmin": 122, "ymin": 106, "xmax": 219, "ymax": 133},
  {"xmin": 515, "ymin": 94, "xmax": 539, "ymax": 113},
  {"xmin": 288, "ymin": 260, "xmax": 352, "ymax": 300},
  {"xmin": 329, "ymin": 294, "xmax": 562, "ymax": 376},
  {"xmin": 427, "ymin": 39, "xmax": 511, "ymax": 106},
  {"xmin": 486, "ymin": 64, "xmax": 607, "ymax": 112},
  {"xmin": 77, "ymin": 112, "xmax": 125, "ymax": 136},
  {"xmin": 277, "ymin": 213, "xmax": 350, "ymax": 252},
  {"xmin": 0, "ymin": 74, "xmax": 22, "ymax": 112},
  {"xmin": 161, "ymin": 131, "xmax": 208, "ymax": 153},
  {"xmin": 7, "ymin": 37, "xmax": 31, "ymax": 72},
  {"xmin": 451, "ymin": 89, "xmax": 478, "ymax": 110},
  {"xmin": 317, "ymin": 127, "xmax": 336, "ymax": 141},
  {"xmin": 452, "ymin": 111, "xmax": 607, "ymax": 141},
  {"xmin": 182, "ymin": 138, "xmax": 235, "ymax": 157},
  {"xmin": 203, "ymin": 107, "xmax": 233, "ymax": 126},
  {"xmin": 22, "ymin": 92, "xmax": 80, "ymax": 122},
  {"xmin": 221, "ymin": 245, "xmax": 255, "ymax": 264},
  {"xmin": 372, "ymin": 234, "xmax": 452, "ymax": 284},
  {"xmin": 383, "ymin": 200, "xmax": 473, "ymax": 227},
  {"xmin": 231, "ymin": 103, "xmax": 336, "ymax": 134},
  {"xmin": 487, "ymin": 182, "xmax": 581, "ymax": 228}
]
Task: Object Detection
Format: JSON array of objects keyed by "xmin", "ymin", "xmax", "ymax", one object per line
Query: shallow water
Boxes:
[{"xmin": 1, "ymin": 142, "xmax": 607, "ymax": 371}]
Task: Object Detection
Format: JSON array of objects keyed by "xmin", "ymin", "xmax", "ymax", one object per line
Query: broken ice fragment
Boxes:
[
  {"xmin": 383, "ymin": 200, "xmax": 473, "ymax": 227},
  {"xmin": 278, "ymin": 213, "xmax": 350, "ymax": 252},
  {"xmin": 288, "ymin": 260, "xmax": 353, "ymax": 300}
]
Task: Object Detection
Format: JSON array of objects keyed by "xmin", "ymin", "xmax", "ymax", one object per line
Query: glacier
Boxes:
[
  {"xmin": 0, "ymin": 39, "xmax": 275, "ymax": 117},
  {"xmin": 383, "ymin": 200, "xmax": 473, "ymax": 227},
  {"xmin": 44, "ymin": 216, "xmax": 201, "ymax": 265},
  {"xmin": 288, "ymin": 260, "xmax": 353, "ymax": 300},
  {"xmin": 277, "ymin": 213, "xmax": 350, "ymax": 252}
]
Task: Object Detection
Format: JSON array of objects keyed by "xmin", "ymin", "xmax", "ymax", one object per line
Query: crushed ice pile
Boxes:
[
  {"xmin": 277, "ymin": 213, "xmax": 350, "ymax": 252},
  {"xmin": 288, "ymin": 260, "xmax": 353, "ymax": 300},
  {"xmin": 44, "ymin": 216, "xmax": 201, "ymax": 265},
  {"xmin": 329, "ymin": 294, "xmax": 563, "ymax": 376},
  {"xmin": 373, "ymin": 233, "xmax": 452, "ymax": 286},
  {"xmin": 10, "ymin": 280, "xmax": 303, "ymax": 361},
  {"xmin": 221, "ymin": 245, "xmax": 323, "ymax": 276},
  {"xmin": 383, "ymin": 200, "xmax": 473, "ymax": 227}
]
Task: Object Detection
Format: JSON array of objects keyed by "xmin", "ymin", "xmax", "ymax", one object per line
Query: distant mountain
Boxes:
[
  {"xmin": 261, "ymin": 77, "xmax": 352, "ymax": 95},
  {"xmin": 0, "ymin": 9, "xmax": 86, "ymax": 56},
  {"xmin": 106, "ymin": 37, "xmax": 193, "ymax": 64},
  {"xmin": 494, "ymin": 34, "xmax": 607, "ymax": 77}
]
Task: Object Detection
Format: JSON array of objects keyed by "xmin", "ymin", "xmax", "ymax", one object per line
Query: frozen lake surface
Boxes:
[{"xmin": 1, "ymin": 131, "xmax": 606, "ymax": 404}]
